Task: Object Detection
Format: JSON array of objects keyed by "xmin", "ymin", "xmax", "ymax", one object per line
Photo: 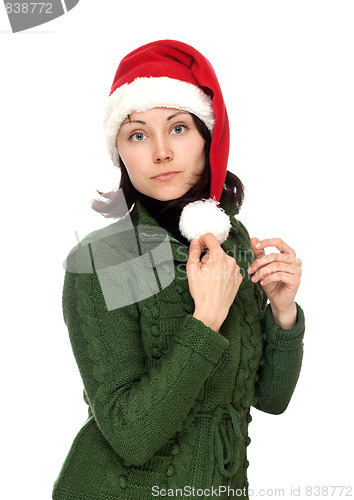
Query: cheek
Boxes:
[
  {"xmin": 182, "ymin": 136, "xmax": 205, "ymax": 166},
  {"xmin": 118, "ymin": 145, "xmax": 141, "ymax": 171},
  {"xmin": 118, "ymin": 148, "xmax": 149, "ymax": 184},
  {"xmin": 196, "ymin": 140, "xmax": 206, "ymax": 169}
]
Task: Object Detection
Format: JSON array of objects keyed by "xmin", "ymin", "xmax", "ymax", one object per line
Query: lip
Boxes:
[{"xmin": 151, "ymin": 171, "xmax": 181, "ymax": 182}]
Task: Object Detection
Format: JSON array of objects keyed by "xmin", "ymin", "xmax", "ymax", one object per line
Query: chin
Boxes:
[
  {"xmin": 147, "ymin": 186, "xmax": 186, "ymax": 201},
  {"xmin": 156, "ymin": 191, "xmax": 186, "ymax": 202}
]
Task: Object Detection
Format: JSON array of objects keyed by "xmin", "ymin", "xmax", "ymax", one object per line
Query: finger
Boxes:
[
  {"xmin": 196, "ymin": 233, "xmax": 224, "ymax": 262},
  {"xmin": 248, "ymin": 252, "xmax": 296, "ymax": 274},
  {"xmin": 250, "ymin": 237, "xmax": 265, "ymax": 259},
  {"xmin": 187, "ymin": 239, "xmax": 204, "ymax": 266},
  {"xmin": 295, "ymin": 257, "xmax": 302, "ymax": 268},
  {"xmin": 200, "ymin": 251, "xmax": 210, "ymax": 265},
  {"xmin": 259, "ymin": 271, "xmax": 300, "ymax": 288},
  {"xmin": 251, "ymin": 262, "xmax": 295, "ymax": 283},
  {"xmin": 257, "ymin": 238, "xmax": 296, "ymax": 256}
]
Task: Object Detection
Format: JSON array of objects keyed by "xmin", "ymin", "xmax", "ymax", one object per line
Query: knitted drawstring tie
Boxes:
[{"xmin": 195, "ymin": 403, "xmax": 243, "ymax": 479}]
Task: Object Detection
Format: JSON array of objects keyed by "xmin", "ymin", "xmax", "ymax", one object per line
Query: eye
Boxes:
[
  {"xmin": 129, "ymin": 132, "xmax": 147, "ymax": 142},
  {"xmin": 171, "ymin": 124, "xmax": 188, "ymax": 135}
]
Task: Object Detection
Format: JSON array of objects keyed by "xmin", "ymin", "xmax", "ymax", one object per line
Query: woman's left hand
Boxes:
[{"xmin": 247, "ymin": 237, "xmax": 302, "ymax": 326}]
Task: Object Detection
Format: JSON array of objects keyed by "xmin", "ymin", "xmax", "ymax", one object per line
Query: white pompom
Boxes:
[{"xmin": 179, "ymin": 198, "xmax": 231, "ymax": 244}]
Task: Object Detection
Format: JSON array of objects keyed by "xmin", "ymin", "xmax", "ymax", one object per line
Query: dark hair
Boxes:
[{"xmin": 91, "ymin": 113, "xmax": 245, "ymax": 218}]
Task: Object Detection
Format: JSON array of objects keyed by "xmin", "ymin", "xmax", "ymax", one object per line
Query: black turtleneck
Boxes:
[{"xmin": 135, "ymin": 191, "xmax": 190, "ymax": 247}]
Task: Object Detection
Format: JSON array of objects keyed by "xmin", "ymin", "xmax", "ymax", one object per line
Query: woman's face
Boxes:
[{"xmin": 116, "ymin": 107, "xmax": 206, "ymax": 201}]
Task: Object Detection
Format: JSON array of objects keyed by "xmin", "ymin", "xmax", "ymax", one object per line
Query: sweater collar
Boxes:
[
  {"xmin": 130, "ymin": 192, "xmax": 239, "ymax": 229},
  {"xmin": 129, "ymin": 193, "xmax": 239, "ymax": 262}
]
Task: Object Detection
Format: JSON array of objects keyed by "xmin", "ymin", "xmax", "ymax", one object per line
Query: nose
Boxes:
[{"xmin": 153, "ymin": 136, "xmax": 173, "ymax": 163}]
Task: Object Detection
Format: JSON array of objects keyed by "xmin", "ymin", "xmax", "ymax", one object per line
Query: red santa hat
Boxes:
[{"xmin": 103, "ymin": 39, "xmax": 230, "ymax": 202}]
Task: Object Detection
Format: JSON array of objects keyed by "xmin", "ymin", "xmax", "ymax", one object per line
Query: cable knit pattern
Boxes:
[{"xmin": 52, "ymin": 194, "xmax": 305, "ymax": 500}]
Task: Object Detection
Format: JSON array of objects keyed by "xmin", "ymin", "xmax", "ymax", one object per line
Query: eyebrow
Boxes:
[
  {"xmin": 121, "ymin": 119, "xmax": 146, "ymax": 127},
  {"xmin": 121, "ymin": 111, "xmax": 189, "ymax": 127},
  {"xmin": 166, "ymin": 111, "xmax": 189, "ymax": 121}
]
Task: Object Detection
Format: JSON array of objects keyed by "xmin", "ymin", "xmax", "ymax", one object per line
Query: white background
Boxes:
[{"xmin": 1, "ymin": 1, "xmax": 353, "ymax": 499}]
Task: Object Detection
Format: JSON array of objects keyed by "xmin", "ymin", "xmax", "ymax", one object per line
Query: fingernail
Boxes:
[
  {"xmin": 247, "ymin": 267, "xmax": 253, "ymax": 273},
  {"xmin": 255, "ymin": 242, "xmax": 261, "ymax": 248}
]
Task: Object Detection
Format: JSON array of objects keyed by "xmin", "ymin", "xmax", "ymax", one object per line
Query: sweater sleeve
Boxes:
[
  {"xmin": 62, "ymin": 243, "xmax": 229, "ymax": 466},
  {"xmin": 253, "ymin": 300, "xmax": 305, "ymax": 414},
  {"xmin": 232, "ymin": 217, "xmax": 305, "ymax": 415}
]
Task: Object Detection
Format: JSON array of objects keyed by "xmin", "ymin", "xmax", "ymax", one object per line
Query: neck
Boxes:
[{"xmin": 134, "ymin": 191, "xmax": 189, "ymax": 246}]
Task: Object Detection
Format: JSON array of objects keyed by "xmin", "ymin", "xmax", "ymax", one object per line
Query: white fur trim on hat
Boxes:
[{"xmin": 103, "ymin": 77, "xmax": 215, "ymax": 167}]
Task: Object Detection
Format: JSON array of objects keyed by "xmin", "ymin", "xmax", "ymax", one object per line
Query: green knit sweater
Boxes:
[{"xmin": 52, "ymin": 194, "xmax": 305, "ymax": 500}]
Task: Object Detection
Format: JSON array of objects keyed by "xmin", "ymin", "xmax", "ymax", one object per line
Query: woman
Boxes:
[{"xmin": 52, "ymin": 40, "xmax": 305, "ymax": 500}]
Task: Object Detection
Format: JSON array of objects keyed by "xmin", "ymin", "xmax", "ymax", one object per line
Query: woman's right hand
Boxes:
[{"xmin": 186, "ymin": 233, "xmax": 243, "ymax": 333}]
